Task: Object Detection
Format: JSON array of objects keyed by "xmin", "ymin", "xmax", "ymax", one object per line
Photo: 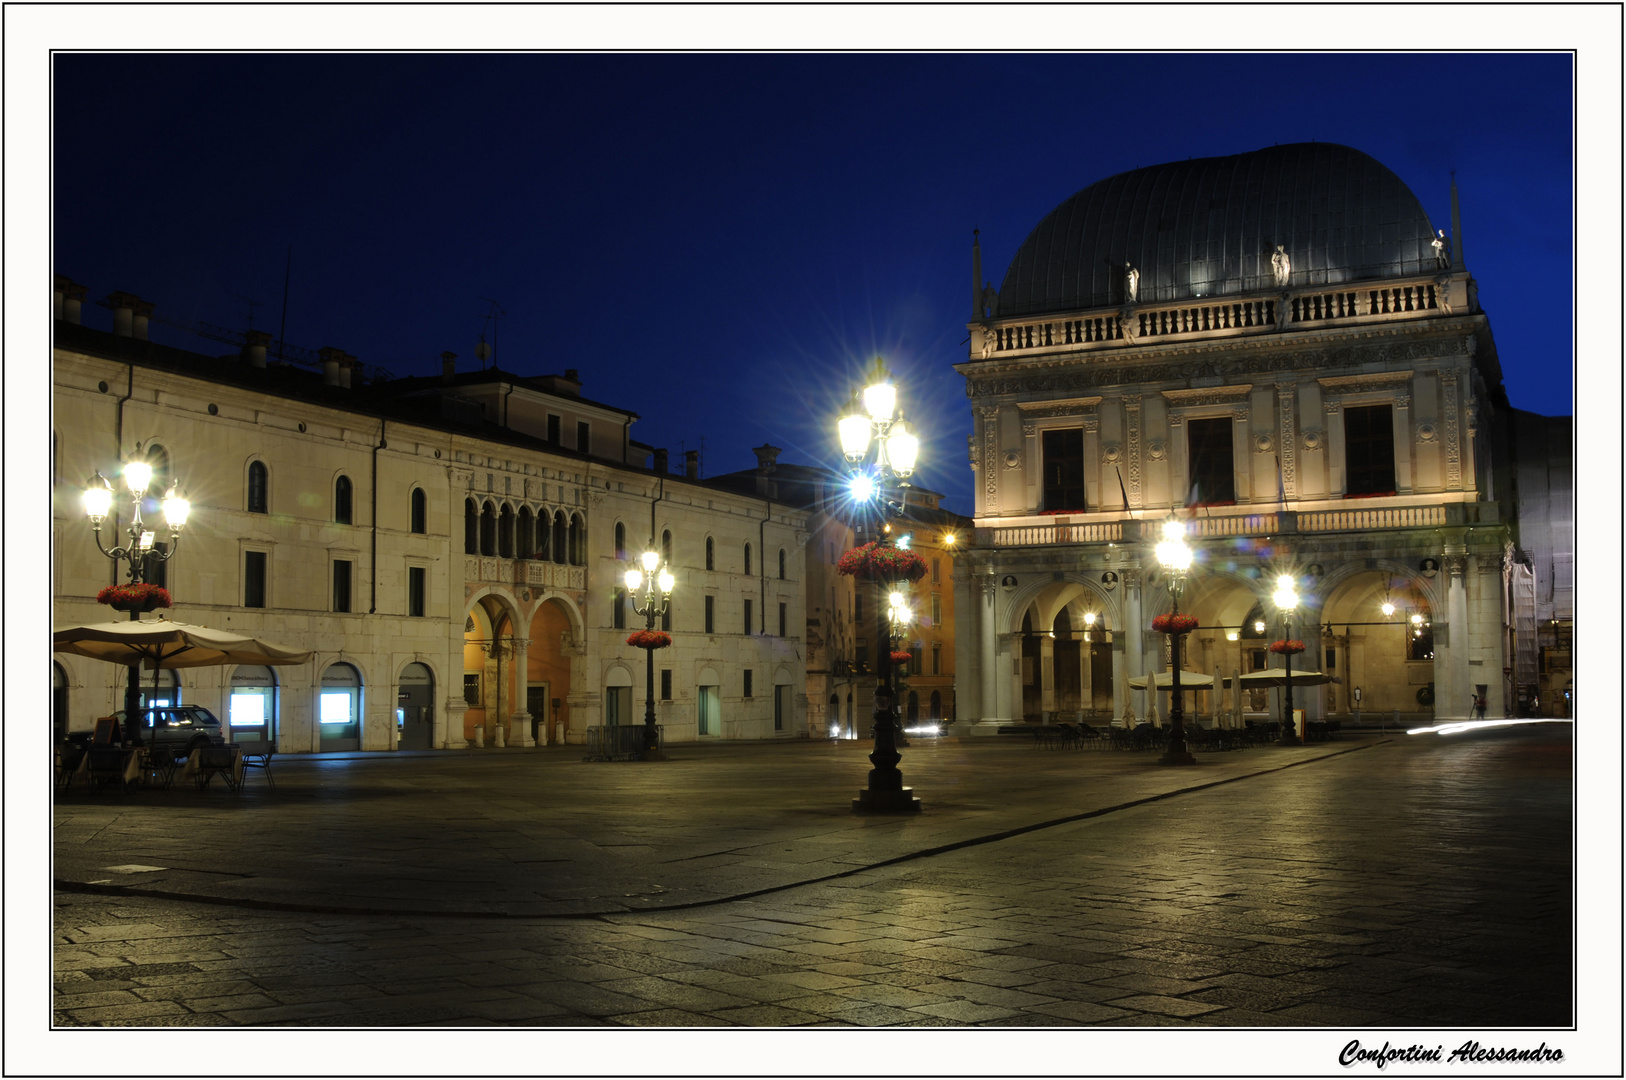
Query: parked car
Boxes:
[{"xmin": 112, "ymin": 705, "xmax": 227, "ymax": 756}]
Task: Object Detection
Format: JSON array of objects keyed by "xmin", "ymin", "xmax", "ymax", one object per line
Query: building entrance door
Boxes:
[
  {"xmin": 397, "ymin": 663, "xmax": 434, "ymax": 749},
  {"xmin": 228, "ymin": 665, "xmax": 277, "ymax": 744},
  {"xmin": 319, "ymin": 662, "xmax": 362, "ymax": 751},
  {"xmin": 528, "ymin": 684, "xmax": 549, "ymax": 744},
  {"xmin": 698, "ymin": 685, "xmax": 719, "ymax": 735}
]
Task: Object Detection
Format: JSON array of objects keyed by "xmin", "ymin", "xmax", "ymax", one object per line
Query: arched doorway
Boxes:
[
  {"xmin": 397, "ymin": 662, "xmax": 434, "ymax": 749},
  {"xmin": 525, "ymin": 597, "xmax": 576, "ymax": 745},
  {"xmin": 319, "ymin": 662, "xmax": 362, "ymax": 751},
  {"xmin": 605, "ymin": 667, "xmax": 633, "ymax": 726},
  {"xmin": 929, "ymin": 690, "xmax": 942, "ymax": 720},
  {"xmin": 228, "ymin": 664, "xmax": 278, "ymax": 744},
  {"xmin": 53, "ymin": 662, "xmax": 69, "ymax": 743},
  {"xmin": 1320, "ymin": 569, "xmax": 1437, "ymax": 717}
]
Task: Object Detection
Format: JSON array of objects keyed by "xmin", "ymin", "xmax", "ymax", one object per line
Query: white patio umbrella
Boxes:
[{"xmin": 54, "ymin": 616, "xmax": 312, "ymax": 743}]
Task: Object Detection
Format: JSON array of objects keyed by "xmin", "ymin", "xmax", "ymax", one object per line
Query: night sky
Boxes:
[{"xmin": 51, "ymin": 51, "xmax": 1574, "ymax": 514}]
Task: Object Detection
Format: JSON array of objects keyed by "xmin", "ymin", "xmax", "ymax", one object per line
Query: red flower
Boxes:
[
  {"xmin": 1151, "ymin": 613, "xmax": 1199, "ymax": 635},
  {"xmin": 626, "ymin": 630, "xmax": 672, "ymax": 650},
  {"xmin": 889, "ymin": 650, "xmax": 912, "ymax": 668},
  {"xmin": 837, "ymin": 541, "xmax": 928, "ymax": 583},
  {"xmin": 1269, "ymin": 639, "xmax": 1307, "ymax": 655},
  {"xmin": 97, "ymin": 583, "xmax": 172, "ymax": 611}
]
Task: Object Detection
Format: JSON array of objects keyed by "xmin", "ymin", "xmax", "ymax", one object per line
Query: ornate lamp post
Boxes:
[
  {"xmin": 1273, "ymin": 574, "xmax": 1301, "ymax": 745},
  {"xmin": 1152, "ymin": 516, "xmax": 1196, "ymax": 765},
  {"xmin": 82, "ymin": 456, "xmax": 190, "ymax": 740},
  {"xmin": 837, "ymin": 357, "xmax": 924, "ymax": 813},
  {"xmin": 624, "ymin": 546, "xmax": 675, "ymax": 761}
]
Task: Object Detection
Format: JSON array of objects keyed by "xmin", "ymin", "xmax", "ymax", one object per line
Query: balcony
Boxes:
[
  {"xmin": 465, "ymin": 556, "xmax": 586, "ymax": 591},
  {"xmin": 978, "ymin": 502, "xmax": 1482, "ymax": 549}
]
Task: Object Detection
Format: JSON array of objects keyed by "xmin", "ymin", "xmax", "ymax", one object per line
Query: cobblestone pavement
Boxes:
[{"xmin": 47, "ymin": 725, "xmax": 1574, "ymax": 1053}]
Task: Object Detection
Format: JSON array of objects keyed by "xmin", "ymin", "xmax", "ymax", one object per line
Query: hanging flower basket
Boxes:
[
  {"xmin": 837, "ymin": 541, "xmax": 927, "ymax": 584},
  {"xmin": 626, "ymin": 629, "xmax": 672, "ymax": 650},
  {"xmin": 889, "ymin": 650, "xmax": 912, "ymax": 670},
  {"xmin": 1269, "ymin": 639, "xmax": 1307, "ymax": 655},
  {"xmin": 97, "ymin": 583, "xmax": 172, "ymax": 614},
  {"xmin": 1151, "ymin": 613, "xmax": 1199, "ymax": 635}
]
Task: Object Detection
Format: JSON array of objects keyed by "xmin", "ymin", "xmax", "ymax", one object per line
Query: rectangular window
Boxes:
[
  {"xmin": 931, "ymin": 593, "xmax": 942, "ymax": 625},
  {"xmin": 1326, "ymin": 647, "xmax": 1337, "ymax": 670},
  {"xmin": 932, "ymin": 558, "xmax": 941, "ymax": 584},
  {"xmin": 332, "ymin": 559, "xmax": 352, "ymax": 613},
  {"xmin": 613, "ymin": 587, "xmax": 627, "ymax": 629},
  {"xmin": 660, "ymin": 669, "xmax": 672, "ymax": 700},
  {"xmin": 778, "ymin": 602, "xmax": 787, "ymax": 637},
  {"xmin": 244, "ymin": 550, "xmax": 267, "ymax": 608},
  {"xmin": 463, "ymin": 674, "xmax": 482, "ymax": 706},
  {"xmin": 577, "ymin": 421, "xmax": 591, "ymax": 452},
  {"xmin": 743, "ymin": 598, "xmax": 753, "ymax": 635},
  {"xmin": 1345, "ymin": 404, "xmax": 1397, "ymax": 496},
  {"xmin": 1041, "ymin": 428, "xmax": 1086, "ymax": 512},
  {"xmin": 744, "ymin": 669, "xmax": 754, "ymax": 698},
  {"xmin": 910, "ymin": 644, "xmax": 924, "ymax": 676},
  {"xmin": 855, "ymin": 639, "xmax": 869, "ymax": 672},
  {"xmin": 774, "ymin": 685, "xmax": 787, "ymax": 731},
  {"xmin": 547, "ymin": 414, "xmax": 561, "ymax": 445},
  {"xmin": 704, "ymin": 595, "xmax": 715, "ymax": 634},
  {"xmin": 1186, "ymin": 416, "xmax": 1236, "ymax": 504},
  {"xmin": 854, "ymin": 590, "xmax": 864, "ymax": 624},
  {"xmin": 408, "ymin": 566, "xmax": 426, "ymax": 617},
  {"xmin": 660, "ymin": 604, "xmax": 671, "ymax": 632},
  {"xmin": 144, "ymin": 541, "xmax": 169, "ymax": 590}
]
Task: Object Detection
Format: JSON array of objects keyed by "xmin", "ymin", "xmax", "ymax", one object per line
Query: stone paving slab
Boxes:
[{"xmin": 55, "ymin": 736, "xmax": 1371, "ymax": 915}]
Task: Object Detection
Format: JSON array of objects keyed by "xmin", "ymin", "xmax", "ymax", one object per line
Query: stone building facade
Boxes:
[
  {"xmin": 952, "ymin": 143, "xmax": 1556, "ymax": 729},
  {"xmin": 52, "ymin": 284, "xmax": 809, "ymax": 751}
]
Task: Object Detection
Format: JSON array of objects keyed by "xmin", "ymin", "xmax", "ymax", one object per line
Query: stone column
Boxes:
[
  {"xmin": 1121, "ymin": 569, "xmax": 1144, "ymax": 722},
  {"xmin": 1080, "ymin": 635, "xmax": 1095, "ymax": 716},
  {"xmin": 979, "ymin": 576, "xmax": 998, "ymax": 721},
  {"xmin": 1439, "ymin": 552, "xmax": 1471, "ymax": 719},
  {"xmin": 1393, "ymin": 393, "xmax": 1414, "ymax": 493},
  {"xmin": 1038, "ymin": 633, "xmax": 1055, "ymax": 716},
  {"xmin": 1009, "ymin": 631, "xmax": 1026, "ymax": 721},
  {"xmin": 511, "ymin": 636, "xmax": 534, "ymax": 746}
]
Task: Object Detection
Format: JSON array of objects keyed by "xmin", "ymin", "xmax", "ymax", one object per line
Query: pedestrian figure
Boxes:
[{"xmin": 1473, "ymin": 693, "xmax": 1486, "ymax": 721}]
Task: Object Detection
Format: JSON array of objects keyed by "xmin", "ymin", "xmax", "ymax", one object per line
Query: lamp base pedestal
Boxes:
[
  {"xmin": 852, "ymin": 786, "xmax": 922, "ymax": 813},
  {"xmin": 1158, "ymin": 748, "xmax": 1197, "ymax": 766},
  {"xmin": 634, "ymin": 749, "xmax": 669, "ymax": 762}
]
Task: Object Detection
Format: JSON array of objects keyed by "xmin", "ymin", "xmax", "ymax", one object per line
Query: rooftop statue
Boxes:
[
  {"xmin": 1432, "ymin": 229, "xmax": 1453, "ymax": 269},
  {"xmin": 1271, "ymin": 245, "xmax": 1292, "ymax": 288},
  {"xmin": 1124, "ymin": 262, "xmax": 1139, "ymax": 304}
]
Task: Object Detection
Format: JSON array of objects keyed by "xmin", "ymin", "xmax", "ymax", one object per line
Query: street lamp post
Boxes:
[
  {"xmin": 1274, "ymin": 574, "xmax": 1300, "ymax": 745},
  {"xmin": 1153, "ymin": 516, "xmax": 1196, "ymax": 766},
  {"xmin": 81, "ymin": 455, "xmax": 190, "ymax": 741},
  {"xmin": 624, "ymin": 546, "xmax": 675, "ymax": 761},
  {"xmin": 838, "ymin": 357, "xmax": 923, "ymax": 813}
]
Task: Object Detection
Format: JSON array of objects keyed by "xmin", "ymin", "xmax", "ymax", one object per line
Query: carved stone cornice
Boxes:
[
  {"xmin": 1017, "ymin": 396, "xmax": 1102, "ymax": 416},
  {"xmin": 1317, "ymin": 371, "xmax": 1415, "ymax": 395},
  {"xmin": 1162, "ymin": 384, "xmax": 1253, "ymax": 407}
]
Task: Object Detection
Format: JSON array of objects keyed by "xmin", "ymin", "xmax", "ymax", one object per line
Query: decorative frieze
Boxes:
[
  {"xmin": 1162, "ymin": 385, "xmax": 1253, "ymax": 407},
  {"xmin": 981, "ymin": 405, "xmax": 1000, "ymax": 510},
  {"xmin": 1276, "ymin": 383, "xmax": 1297, "ymax": 499},
  {"xmin": 1016, "ymin": 396, "xmax": 1103, "ymax": 418},
  {"xmin": 1442, "ymin": 372, "xmax": 1462, "ymax": 488},
  {"xmin": 1124, "ymin": 396, "xmax": 1143, "ymax": 506}
]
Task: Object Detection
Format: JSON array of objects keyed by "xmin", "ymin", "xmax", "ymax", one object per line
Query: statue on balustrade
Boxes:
[
  {"xmin": 980, "ymin": 282, "xmax": 1000, "ymax": 320},
  {"xmin": 1431, "ymin": 229, "xmax": 1453, "ymax": 269},
  {"xmin": 980, "ymin": 325, "xmax": 997, "ymax": 359},
  {"xmin": 1271, "ymin": 244, "xmax": 1292, "ymax": 288},
  {"xmin": 1123, "ymin": 262, "xmax": 1139, "ymax": 304}
]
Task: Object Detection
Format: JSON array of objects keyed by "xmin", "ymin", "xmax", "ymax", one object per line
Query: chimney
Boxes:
[
  {"xmin": 131, "ymin": 298, "xmax": 153, "ymax": 340},
  {"xmin": 241, "ymin": 329, "xmax": 272, "ymax": 368},
  {"xmin": 319, "ymin": 346, "xmax": 348, "ymax": 387},
  {"xmin": 441, "ymin": 351, "xmax": 457, "ymax": 383},
  {"xmin": 653, "ymin": 448, "xmax": 669, "ymax": 474},
  {"xmin": 752, "ymin": 443, "xmax": 781, "ymax": 496},
  {"xmin": 683, "ymin": 449, "xmax": 699, "ymax": 479},
  {"xmin": 54, "ymin": 275, "xmax": 87, "ymax": 324},
  {"xmin": 103, "ymin": 291, "xmax": 142, "ymax": 337}
]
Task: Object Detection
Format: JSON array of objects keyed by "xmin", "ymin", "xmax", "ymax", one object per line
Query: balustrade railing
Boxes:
[
  {"xmin": 983, "ymin": 504, "xmax": 1444, "ymax": 548},
  {"xmin": 988, "ymin": 522, "xmax": 1124, "ymax": 547},
  {"xmin": 984, "ymin": 276, "xmax": 1444, "ymax": 356},
  {"xmin": 464, "ymin": 555, "xmax": 586, "ymax": 591},
  {"xmin": 1296, "ymin": 506, "xmax": 1446, "ymax": 532}
]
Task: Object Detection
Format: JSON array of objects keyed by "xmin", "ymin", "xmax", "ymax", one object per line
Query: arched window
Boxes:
[
  {"xmin": 552, "ymin": 511, "xmax": 568, "ymax": 564},
  {"xmin": 614, "ymin": 523, "xmax": 627, "ymax": 561},
  {"xmin": 464, "ymin": 498, "xmax": 479, "ymax": 555},
  {"xmin": 498, "ymin": 504, "xmax": 515, "ymax": 558},
  {"xmin": 410, "ymin": 488, "xmax": 427, "ymax": 534},
  {"xmin": 744, "ymin": 543, "xmax": 752, "ymax": 576},
  {"xmin": 929, "ymin": 690, "xmax": 942, "ymax": 719},
  {"xmin": 144, "ymin": 444, "xmax": 171, "ymax": 497},
  {"xmin": 532, "ymin": 510, "xmax": 551, "ymax": 561},
  {"xmin": 779, "ymin": 548, "xmax": 787, "ymax": 580},
  {"xmin": 247, "ymin": 461, "xmax": 268, "ymax": 513},
  {"xmin": 517, "ymin": 506, "xmax": 533, "ymax": 557},
  {"xmin": 479, "ymin": 501, "xmax": 497, "ymax": 557},
  {"xmin": 705, "ymin": 537, "xmax": 715, "ymax": 571},
  {"xmin": 334, "ymin": 475, "xmax": 353, "ymax": 525},
  {"xmin": 662, "ymin": 529, "xmax": 672, "ymax": 563},
  {"xmin": 569, "ymin": 513, "xmax": 585, "ymax": 566}
]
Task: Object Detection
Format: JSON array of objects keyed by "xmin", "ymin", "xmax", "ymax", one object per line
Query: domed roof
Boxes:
[{"xmin": 996, "ymin": 143, "xmax": 1440, "ymax": 318}]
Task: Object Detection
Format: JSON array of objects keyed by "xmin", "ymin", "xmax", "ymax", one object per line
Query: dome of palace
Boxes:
[{"xmin": 996, "ymin": 143, "xmax": 1441, "ymax": 318}]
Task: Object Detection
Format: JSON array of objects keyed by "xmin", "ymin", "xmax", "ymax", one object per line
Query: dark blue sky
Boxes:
[{"xmin": 53, "ymin": 52, "xmax": 1574, "ymax": 514}]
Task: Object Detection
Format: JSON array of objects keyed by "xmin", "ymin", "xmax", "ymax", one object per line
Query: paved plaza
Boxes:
[{"xmin": 49, "ymin": 725, "xmax": 1574, "ymax": 1044}]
